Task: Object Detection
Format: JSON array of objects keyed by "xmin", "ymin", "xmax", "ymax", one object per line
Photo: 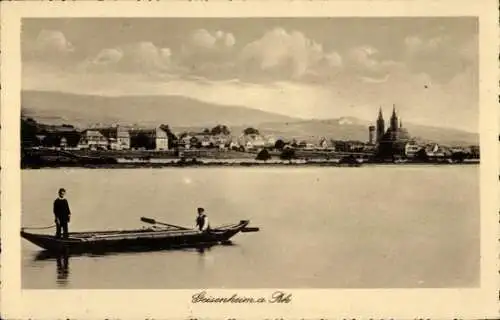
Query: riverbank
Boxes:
[
  {"xmin": 21, "ymin": 148, "xmax": 479, "ymax": 169},
  {"xmin": 21, "ymin": 157, "xmax": 480, "ymax": 169}
]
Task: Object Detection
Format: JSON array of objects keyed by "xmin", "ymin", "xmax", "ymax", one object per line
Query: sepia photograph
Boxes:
[
  {"xmin": 1, "ymin": 1, "xmax": 498, "ymax": 319},
  {"xmin": 20, "ymin": 16, "xmax": 481, "ymax": 290}
]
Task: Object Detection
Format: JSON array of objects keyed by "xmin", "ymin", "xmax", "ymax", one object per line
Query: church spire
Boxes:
[
  {"xmin": 378, "ymin": 106, "xmax": 383, "ymax": 120},
  {"xmin": 376, "ymin": 106, "xmax": 385, "ymax": 143},
  {"xmin": 390, "ymin": 104, "xmax": 398, "ymax": 130}
]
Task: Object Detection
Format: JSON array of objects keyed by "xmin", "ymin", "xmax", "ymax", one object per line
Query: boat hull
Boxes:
[{"xmin": 21, "ymin": 220, "xmax": 250, "ymax": 254}]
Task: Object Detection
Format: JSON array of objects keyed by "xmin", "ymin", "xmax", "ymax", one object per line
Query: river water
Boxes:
[{"xmin": 21, "ymin": 165, "xmax": 479, "ymax": 289}]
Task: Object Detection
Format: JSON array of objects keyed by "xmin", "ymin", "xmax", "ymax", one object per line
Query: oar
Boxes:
[
  {"xmin": 241, "ymin": 227, "xmax": 260, "ymax": 233},
  {"xmin": 140, "ymin": 217, "xmax": 191, "ymax": 230}
]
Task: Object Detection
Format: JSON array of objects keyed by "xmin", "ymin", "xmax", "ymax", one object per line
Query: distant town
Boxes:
[{"xmin": 21, "ymin": 105, "xmax": 480, "ymax": 168}]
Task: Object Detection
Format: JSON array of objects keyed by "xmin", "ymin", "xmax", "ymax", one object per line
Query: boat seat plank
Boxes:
[{"xmin": 73, "ymin": 230, "xmax": 204, "ymax": 241}]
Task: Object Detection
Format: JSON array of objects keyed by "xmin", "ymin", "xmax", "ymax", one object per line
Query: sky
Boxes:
[{"xmin": 21, "ymin": 18, "xmax": 479, "ymax": 132}]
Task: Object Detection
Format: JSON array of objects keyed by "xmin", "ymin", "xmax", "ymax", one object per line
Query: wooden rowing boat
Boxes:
[{"xmin": 21, "ymin": 218, "xmax": 259, "ymax": 254}]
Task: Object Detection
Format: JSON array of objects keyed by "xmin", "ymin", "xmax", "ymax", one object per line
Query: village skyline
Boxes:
[{"xmin": 22, "ymin": 102, "xmax": 479, "ymax": 158}]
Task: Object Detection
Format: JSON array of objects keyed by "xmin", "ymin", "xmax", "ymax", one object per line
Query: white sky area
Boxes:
[{"xmin": 22, "ymin": 18, "xmax": 479, "ymax": 132}]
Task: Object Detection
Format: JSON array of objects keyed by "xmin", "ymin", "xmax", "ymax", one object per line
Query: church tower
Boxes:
[
  {"xmin": 390, "ymin": 104, "xmax": 398, "ymax": 130},
  {"xmin": 376, "ymin": 107, "xmax": 385, "ymax": 143}
]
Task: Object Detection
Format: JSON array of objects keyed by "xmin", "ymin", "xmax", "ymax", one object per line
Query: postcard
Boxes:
[{"xmin": 1, "ymin": 0, "xmax": 499, "ymax": 319}]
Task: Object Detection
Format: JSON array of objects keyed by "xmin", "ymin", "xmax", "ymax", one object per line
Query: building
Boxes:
[
  {"xmin": 331, "ymin": 140, "xmax": 365, "ymax": 153},
  {"xmin": 32, "ymin": 125, "xmax": 82, "ymax": 150},
  {"xmin": 376, "ymin": 107, "xmax": 385, "ymax": 143},
  {"xmin": 296, "ymin": 140, "xmax": 315, "ymax": 150},
  {"xmin": 98, "ymin": 126, "xmax": 131, "ymax": 150},
  {"xmin": 227, "ymin": 140, "xmax": 240, "ymax": 150},
  {"xmin": 469, "ymin": 145, "xmax": 480, "ymax": 158},
  {"xmin": 154, "ymin": 127, "xmax": 169, "ymax": 150},
  {"xmin": 195, "ymin": 135, "xmax": 213, "ymax": 148},
  {"xmin": 176, "ymin": 132, "xmax": 231, "ymax": 149},
  {"xmin": 212, "ymin": 134, "xmax": 232, "ymax": 150},
  {"xmin": 319, "ymin": 137, "xmax": 333, "ymax": 150},
  {"xmin": 346, "ymin": 140, "xmax": 366, "ymax": 152},
  {"xmin": 213, "ymin": 134, "xmax": 231, "ymax": 146},
  {"xmin": 78, "ymin": 126, "xmax": 131, "ymax": 150},
  {"xmin": 368, "ymin": 125, "xmax": 376, "ymax": 145},
  {"xmin": 129, "ymin": 127, "xmax": 169, "ymax": 150},
  {"xmin": 178, "ymin": 133, "xmax": 194, "ymax": 149},
  {"xmin": 404, "ymin": 141, "xmax": 422, "ymax": 158},
  {"xmin": 363, "ymin": 144, "xmax": 376, "ymax": 153},
  {"xmin": 238, "ymin": 133, "xmax": 266, "ymax": 150},
  {"xmin": 264, "ymin": 135, "xmax": 277, "ymax": 148},
  {"xmin": 375, "ymin": 105, "xmax": 412, "ymax": 159},
  {"xmin": 332, "ymin": 140, "xmax": 349, "ymax": 152},
  {"xmin": 420, "ymin": 143, "xmax": 452, "ymax": 159},
  {"xmin": 78, "ymin": 129, "xmax": 108, "ymax": 150}
]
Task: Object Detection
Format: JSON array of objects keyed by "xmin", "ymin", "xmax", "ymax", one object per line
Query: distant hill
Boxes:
[
  {"xmin": 22, "ymin": 90, "xmax": 298, "ymax": 128},
  {"xmin": 22, "ymin": 90, "xmax": 479, "ymax": 146}
]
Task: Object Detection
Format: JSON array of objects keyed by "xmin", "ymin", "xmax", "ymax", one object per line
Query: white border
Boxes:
[{"xmin": 1, "ymin": 1, "xmax": 499, "ymax": 319}]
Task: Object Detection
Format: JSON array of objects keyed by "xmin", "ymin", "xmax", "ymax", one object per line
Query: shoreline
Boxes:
[
  {"xmin": 21, "ymin": 159, "xmax": 480, "ymax": 169},
  {"xmin": 21, "ymin": 148, "xmax": 480, "ymax": 169}
]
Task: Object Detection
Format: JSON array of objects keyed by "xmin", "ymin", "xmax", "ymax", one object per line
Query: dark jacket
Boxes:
[
  {"xmin": 54, "ymin": 198, "xmax": 71, "ymax": 222},
  {"xmin": 196, "ymin": 214, "xmax": 207, "ymax": 231}
]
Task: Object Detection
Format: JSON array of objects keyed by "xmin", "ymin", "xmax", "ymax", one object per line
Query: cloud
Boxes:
[
  {"xmin": 324, "ymin": 52, "xmax": 343, "ymax": 68},
  {"xmin": 404, "ymin": 35, "xmax": 477, "ymax": 82},
  {"xmin": 122, "ymin": 42, "xmax": 171, "ymax": 71},
  {"xmin": 175, "ymin": 27, "xmax": 342, "ymax": 82},
  {"xmin": 82, "ymin": 42, "xmax": 172, "ymax": 73},
  {"xmin": 238, "ymin": 28, "xmax": 345, "ymax": 82},
  {"xmin": 63, "ymin": 27, "xmax": 346, "ymax": 82},
  {"xmin": 178, "ymin": 29, "xmax": 236, "ymax": 76},
  {"xmin": 404, "ymin": 36, "xmax": 423, "ymax": 51},
  {"xmin": 359, "ymin": 74, "xmax": 390, "ymax": 84},
  {"xmin": 92, "ymin": 48, "xmax": 123, "ymax": 65},
  {"xmin": 348, "ymin": 46, "xmax": 379, "ymax": 69},
  {"xmin": 180, "ymin": 29, "xmax": 236, "ymax": 60},
  {"xmin": 34, "ymin": 30, "xmax": 75, "ymax": 54},
  {"xmin": 23, "ymin": 30, "xmax": 75, "ymax": 64},
  {"xmin": 21, "ymin": 24, "xmax": 479, "ymax": 132},
  {"xmin": 238, "ymin": 28, "xmax": 327, "ymax": 80},
  {"xmin": 346, "ymin": 45, "xmax": 402, "ymax": 81},
  {"xmin": 405, "ymin": 36, "xmax": 443, "ymax": 55},
  {"xmin": 186, "ymin": 29, "xmax": 236, "ymax": 50}
]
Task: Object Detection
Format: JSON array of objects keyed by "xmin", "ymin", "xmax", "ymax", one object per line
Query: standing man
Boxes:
[
  {"xmin": 54, "ymin": 188, "xmax": 71, "ymax": 239},
  {"xmin": 196, "ymin": 207, "xmax": 210, "ymax": 232}
]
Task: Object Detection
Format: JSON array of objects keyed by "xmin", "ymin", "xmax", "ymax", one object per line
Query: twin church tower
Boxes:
[{"xmin": 368, "ymin": 105, "xmax": 410, "ymax": 146}]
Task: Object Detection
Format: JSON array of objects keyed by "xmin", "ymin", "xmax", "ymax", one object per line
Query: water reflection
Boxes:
[
  {"xmin": 56, "ymin": 254, "xmax": 69, "ymax": 285},
  {"xmin": 30, "ymin": 244, "xmax": 233, "ymax": 287},
  {"xmin": 34, "ymin": 251, "xmax": 70, "ymax": 287}
]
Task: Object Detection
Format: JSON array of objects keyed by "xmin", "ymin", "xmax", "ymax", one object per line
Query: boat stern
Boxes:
[{"xmin": 21, "ymin": 230, "xmax": 73, "ymax": 252}]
